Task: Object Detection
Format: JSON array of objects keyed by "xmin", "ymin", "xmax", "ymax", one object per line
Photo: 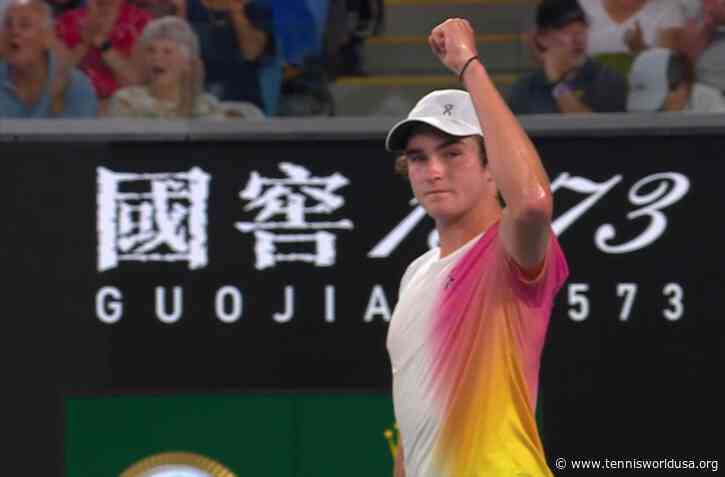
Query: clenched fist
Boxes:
[{"xmin": 428, "ymin": 18, "xmax": 479, "ymax": 76}]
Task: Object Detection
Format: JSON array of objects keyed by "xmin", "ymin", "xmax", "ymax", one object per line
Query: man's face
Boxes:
[
  {"xmin": 404, "ymin": 129, "xmax": 494, "ymax": 225},
  {"xmin": 539, "ymin": 21, "xmax": 588, "ymax": 66},
  {"xmin": 1, "ymin": 3, "xmax": 49, "ymax": 67}
]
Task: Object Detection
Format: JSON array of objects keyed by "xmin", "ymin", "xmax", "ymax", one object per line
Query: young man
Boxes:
[
  {"xmin": 385, "ymin": 18, "xmax": 569, "ymax": 477},
  {"xmin": 508, "ymin": 0, "xmax": 627, "ymax": 114}
]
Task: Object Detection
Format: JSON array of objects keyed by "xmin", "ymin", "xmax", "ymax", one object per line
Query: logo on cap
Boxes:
[{"xmin": 443, "ymin": 104, "xmax": 454, "ymax": 116}]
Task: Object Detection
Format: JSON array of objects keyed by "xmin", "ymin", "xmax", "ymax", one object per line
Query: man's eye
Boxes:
[
  {"xmin": 444, "ymin": 150, "xmax": 461, "ymax": 159},
  {"xmin": 407, "ymin": 155, "xmax": 423, "ymax": 162}
]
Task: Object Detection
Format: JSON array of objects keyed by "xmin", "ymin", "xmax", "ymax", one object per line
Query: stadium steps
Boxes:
[{"xmin": 331, "ymin": 0, "xmax": 538, "ymax": 116}]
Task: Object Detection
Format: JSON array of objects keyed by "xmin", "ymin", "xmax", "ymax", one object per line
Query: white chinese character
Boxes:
[
  {"xmin": 235, "ymin": 162, "xmax": 354, "ymax": 269},
  {"xmin": 97, "ymin": 167, "xmax": 210, "ymax": 271}
]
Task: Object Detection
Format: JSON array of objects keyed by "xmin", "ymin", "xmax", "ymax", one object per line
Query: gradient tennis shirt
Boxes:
[{"xmin": 387, "ymin": 222, "xmax": 568, "ymax": 476}]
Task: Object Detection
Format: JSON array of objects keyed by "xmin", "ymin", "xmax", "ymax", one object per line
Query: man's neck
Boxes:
[{"xmin": 436, "ymin": 203, "xmax": 501, "ymax": 259}]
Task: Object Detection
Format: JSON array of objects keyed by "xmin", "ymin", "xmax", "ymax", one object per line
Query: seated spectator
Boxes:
[
  {"xmin": 186, "ymin": 0, "xmax": 274, "ymax": 113},
  {"xmin": 679, "ymin": 0, "xmax": 725, "ymax": 93},
  {"xmin": 0, "ymin": 0, "xmax": 97, "ymax": 117},
  {"xmin": 108, "ymin": 16, "xmax": 242, "ymax": 118},
  {"xmin": 508, "ymin": 0, "xmax": 628, "ymax": 115},
  {"xmin": 627, "ymin": 47, "xmax": 725, "ymax": 112},
  {"xmin": 55, "ymin": 0, "xmax": 151, "ymax": 108},
  {"xmin": 579, "ymin": 0, "xmax": 685, "ymax": 75}
]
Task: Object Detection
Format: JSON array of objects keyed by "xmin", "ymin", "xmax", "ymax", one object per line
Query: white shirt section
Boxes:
[
  {"xmin": 580, "ymin": 0, "xmax": 686, "ymax": 55},
  {"xmin": 687, "ymin": 82, "xmax": 725, "ymax": 113},
  {"xmin": 387, "ymin": 234, "xmax": 481, "ymax": 477}
]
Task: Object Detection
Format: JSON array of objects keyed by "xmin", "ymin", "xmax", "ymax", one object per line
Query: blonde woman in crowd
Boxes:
[{"xmin": 108, "ymin": 16, "xmax": 231, "ymax": 118}]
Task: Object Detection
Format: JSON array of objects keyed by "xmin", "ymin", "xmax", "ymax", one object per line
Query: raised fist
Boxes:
[{"xmin": 428, "ymin": 18, "xmax": 479, "ymax": 76}]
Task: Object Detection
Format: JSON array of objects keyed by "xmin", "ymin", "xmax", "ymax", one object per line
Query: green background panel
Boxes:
[
  {"xmin": 295, "ymin": 394, "xmax": 396, "ymax": 477},
  {"xmin": 66, "ymin": 394, "xmax": 297, "ymax": 477},
  {"xmin": 66, "ymin": 393, "xmax": 397, "ymax": 477}
]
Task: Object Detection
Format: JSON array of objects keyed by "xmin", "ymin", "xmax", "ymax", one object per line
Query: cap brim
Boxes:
[{"xmin": 385, "ymin": 117, "xmax": 481, "ymax": 152}]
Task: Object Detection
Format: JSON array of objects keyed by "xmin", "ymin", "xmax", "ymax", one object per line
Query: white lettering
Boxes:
[
  {"xmin": 215, "ymin": 286, "xmax": 243, "ymax": 323},
  {"xmin": 364, "ymin": 285, "xmax": 391, "ymax": 322},
  {"xmin": 156, "ymin": 286, "xmax": 183, "ymax": 323},
  {"xmin": 96, "ymin": 287, "xmax": 123, "ymax": 324},
  {"xmin": 325, "ymin": 285, "xmax": 335, "ymax": 323},
  {"xmin": 568, "ymin": 283, "xmax": 590, "ymax": 322},
  {"xmin": 273, "ymin": 286, "xmax": 295, "ymax": 323},
  {"xmin": 595, "ymin": 173, "xmax": 690, "ymax": 254}
]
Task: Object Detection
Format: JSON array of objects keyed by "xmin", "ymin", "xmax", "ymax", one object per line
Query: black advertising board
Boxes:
[{"xmin": 6, "ymin": 134, "xmax": 724, "ymax": 474}]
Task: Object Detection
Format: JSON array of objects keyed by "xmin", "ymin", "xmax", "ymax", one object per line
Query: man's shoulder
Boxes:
[{"xmin": 399, "ymin": 248, "xmax": 438, "ymax": 291}]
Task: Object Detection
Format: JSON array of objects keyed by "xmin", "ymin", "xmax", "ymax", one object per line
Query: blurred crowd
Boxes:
[
  {"xmin": 0, "ymin": 0, "xmax": 382, "ymax": 118},
  {"xmin": 1, "ymin": 0, "xmax": 723, "ymax": 119},
  {"xmin": 510, "ymin": 0, "xmax": 725, "ymax": 114}
]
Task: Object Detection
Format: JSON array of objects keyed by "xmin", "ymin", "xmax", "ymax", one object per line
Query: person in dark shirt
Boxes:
[
  {"xmin": 186, "ymin": 0, "xmax": 274, "ymax": 112},
  {"xmin": 508, "ymin": 0, "xmax": 628, "ymax": 115}
]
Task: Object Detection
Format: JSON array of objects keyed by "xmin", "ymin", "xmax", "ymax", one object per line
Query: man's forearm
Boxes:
[
  {"xmin": 230, "ymin": 11, "xmax": 268, "ymax": 61},
  {"xmin": 462, "ymin": 60, "xmax": 551, "ymax": 210}
]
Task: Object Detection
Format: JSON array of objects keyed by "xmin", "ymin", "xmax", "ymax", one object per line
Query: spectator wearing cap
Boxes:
[
  {"xmin": 55, "ymin": 0, "xmax": 152, "ymax": 107},
  {"xmin": 107, "ymin": 16, "xmax": 247, "ymax": 118},
  {"xmin": 679, "ymin": 0, "xmax": 725, "ymax": 94},
  {"xmin": 627, "ymin": 47, "xmax": 725, "ymax": 112},
  {"xmin": 579, "ymin": 0, "xmax": 685, "ymax": 69},
  {"xmin": 508, "ymin": 0, "xmax": 628, "ymax": 115},
  {"xmin": 0, "ymin": 0, "xmax": 97, "ymax": 117}
]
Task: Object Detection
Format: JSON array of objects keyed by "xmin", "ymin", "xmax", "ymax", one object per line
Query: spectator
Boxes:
[
  {"xmin": 108, "ymin": 16, "xmax": 242, "ymax": 118},
  {"xmin": 579, "ymin": 0, "xmax": 685, "ymax": 74},
  {"xmin": 508, "ymin": 0, "xmax": 628, "ymax": 114},
  {"xmin": 55, "ymin": 0, "xmax": 151, "ymax": 108},
  {"xmin": 186, "ymin": 0, "xmax": 274, "ymax": 113},
  {"xmin": 679, "ymin": 0, "xmax": 725, "ymax": 93},
  {"xmin": 0, "ymin": 0, "xmax": 97, "ymax": 117},
  {"xmin": 46, "ymin": 0, "xmax": 82, "ymax": 18},
  {"xmin": 627, "ymin": 47, "xmax": 725, "ymax": 112}
]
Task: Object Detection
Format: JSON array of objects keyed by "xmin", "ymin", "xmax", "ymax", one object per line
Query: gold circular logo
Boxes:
[{"xmin": 120, "ymin": 452, "xmax": 237, "ymax": 477}]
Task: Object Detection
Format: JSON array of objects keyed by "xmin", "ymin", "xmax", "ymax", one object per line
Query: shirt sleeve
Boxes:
[
  {"xmin": 61, "ymin": 70, "xmax": 99, "ymax": 118},
  {"xmin": 506, "ymin": 232, "xmax": 569, "ymax": 309}
]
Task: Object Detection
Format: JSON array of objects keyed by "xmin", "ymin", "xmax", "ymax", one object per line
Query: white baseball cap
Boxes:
[
  {"xmin": 385, "ymin": 89, "xmax": 483, "ymax": 152},
  {"xmin": 627, "ymin": 48, "xmax": 672, "ymax": 112}
]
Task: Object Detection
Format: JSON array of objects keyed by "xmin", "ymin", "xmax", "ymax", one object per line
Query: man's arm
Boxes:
[
  {"xmin": 429, "ymin": 19, "xmax": 552, "ymax": 272},
  {"xmin": 394, "ymin": 441, "xmax": 405, "ymax": 477},
  {"xmin": 229, "ymin": 0, "xmax": 269, "ymax": 61}
]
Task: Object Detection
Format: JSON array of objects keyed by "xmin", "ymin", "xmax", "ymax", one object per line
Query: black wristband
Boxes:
[
  {"xmin": 458, "ymin": 55, "xmax": 480, "ymax": 83},
  {"xmin": 98, "ymin": 39, "xmax": 113, "ymax": 53}
]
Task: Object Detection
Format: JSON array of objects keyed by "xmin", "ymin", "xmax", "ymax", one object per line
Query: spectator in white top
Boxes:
[
  {"xmin": 627, "ymin": 47, "xmax": 725, "ymax": 112},
  {"xmin": 579, "ymin": 0, "xmax": 685, "ymax": 74}
]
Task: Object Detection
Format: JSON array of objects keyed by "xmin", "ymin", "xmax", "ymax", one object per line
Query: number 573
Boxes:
[{"xmin": 566, "ymin": 283, "xmax": 684, "ymax": 322}]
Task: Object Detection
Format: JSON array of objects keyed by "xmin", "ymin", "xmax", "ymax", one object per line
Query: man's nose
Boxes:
[{"xmin": 423, "ymin": 155, "xmax": 444, "ymax": 180}]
